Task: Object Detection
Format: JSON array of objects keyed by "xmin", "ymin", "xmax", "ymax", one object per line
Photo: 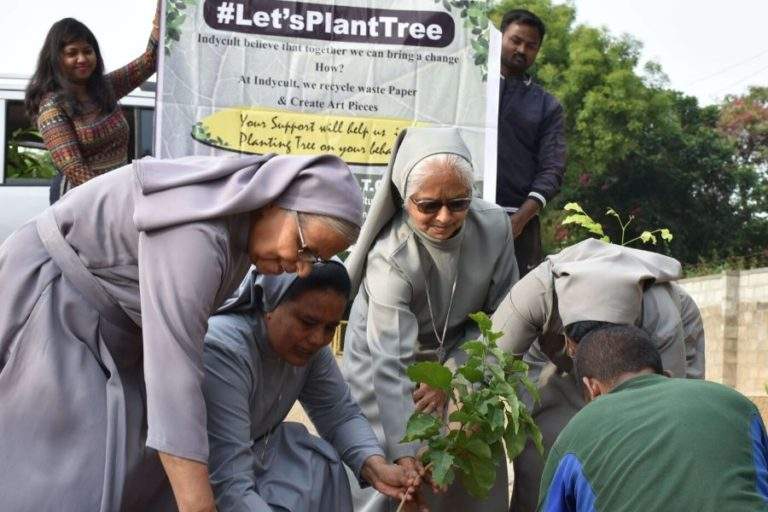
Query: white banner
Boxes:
[{"xmin": 156, "ymin": 0, "xmax": 499, "ymax": 211}]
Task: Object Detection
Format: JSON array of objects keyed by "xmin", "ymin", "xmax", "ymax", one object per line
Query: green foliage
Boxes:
[
  {"xmin": 5, "ymin": 128, "xmax": 56, "ymax": 181},
  {"xmin": 400, "ymin": 312, "xmax": 541, "ymax": 500},
  {"xmin": 682, "ymin": 251, "xmax": 768, "ymax": 278},
  {"xmin": 164, "ymin": 0, "xmax": 197, "ymax": 55},
  {"xmin": 436, "ymin": 0, "xmax": 492, "ymax": 80},
  {"xmin": 407, "ymin": 362, "xmax": 453, "ymax": 391},
  {"xmin": 718, "ymin": 86, "xmax": 768, "ymax": 169},
  {"xmin": 561, "ymin": 202, "xmax": 672, "ymax": 248}
]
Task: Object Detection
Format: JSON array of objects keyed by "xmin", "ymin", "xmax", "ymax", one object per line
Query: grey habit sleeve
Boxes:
[
  {"xmin": 140, "ymin": 221, "xmax": 229, "ymax": 463},
  {"xmin": 203, "ymin": 335, "xmax": 273, "ymax": 512},
  {"xmin": 492, "ymin": 263, "xmax": 551, "ymax": 358},
  {"xmin": 364, "ymin": 254, "xmax": 422, "ymax": 460},
  {"xmin": 640, "ymin": 283, "xmax": 687, "ymax": 378},
  {"xmin": 299, "ymin": 347, "xmax": 384, "ymax": 481},
  {"xmin": 675, "ymin": 284, "xmax": 706, "ymax": 379}
]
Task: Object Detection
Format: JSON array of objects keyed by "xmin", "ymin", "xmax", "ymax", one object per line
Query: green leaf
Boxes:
[
  {"xmin": 522, "ymin": 413, "xmax": 544, "ymax": 455},
  {"xmin": 506, "ymin": 405, "xmax": 520, "ymax": 434},
  {"xmin": 503, "ymin": 425, "xmax": 528, "ymax": 459},
  {"xmin": 477, "ymin": 396, "xmax": 498, "ymax": 415},
  {"xmin": 486, "ymin": 329, "xmax": 503, "ymax": 344},
  {"xmin": 459, "ymin": 453, "xmax": 497, "ymax": 498},
  {"xmin": 448, "ymin": 409, "xmax": 475, "ymax": 424},
  {"xmin": 401, "ymin": 412, "xmax": 441, "ymax": 442},
  {"xmin": 639, "ymin": 231, "xmax": 657, "ymax": 244},
  {"xmin": 489, "ymin": 407, "xmax": 505, "ymax": 431},
  {"xmin": 463, "ymin": 437, "xmax": 492, "ymax": 460},
  {"xmin": 461, "ymin": 341, "xmax": 485, "ymax": 358},
  {"xmin": 506, "ymin": 359, "xmax": 529, "ymax": 374},
  {"xmin": 428, "ymin": 450, "xmax": 455, "ymax": 486},
  {"xmin": 469, "ymin": 311, "xmax": 492, "ymax": 332},
  {"xmin": 487, "ymin": 363, "xmax": 505, "ymax": 381},
  {"xmin": 406, "ymin": 362, "xmax": 452, "ymax": 391},
  {"xmin": 562, "ymin": 214, "xmax": 604, "ymax": 236},
  {"xmin": 563, "ymin": 202, "xmax": 585, "ymax": 213},
  {"xmin": 521, "ymin": 376, "xmax": 541, "ymax": 403},
  {"xmin": 458, "ymin": 365, "xmax": 483, "ymax": 383}
]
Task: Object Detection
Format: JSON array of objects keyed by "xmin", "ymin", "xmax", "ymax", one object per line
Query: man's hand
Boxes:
[
  {"xmin": 413, "ymin": 383, "xmax": 447, "ymax": 415},
  {"xmin": 361, "ymin": 455, "xmax": 420, "ymax": 503},
  {"xmin": 509, "ymin": 198, "xmax": 541, "ymax": 239}
]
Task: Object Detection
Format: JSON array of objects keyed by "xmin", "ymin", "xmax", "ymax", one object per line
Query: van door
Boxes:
[{"xmin": 0, "ymin": 97, "xmax": 49, "ymax": 242}]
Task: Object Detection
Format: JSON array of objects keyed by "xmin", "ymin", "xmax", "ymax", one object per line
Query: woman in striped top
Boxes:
[{"xmin": 25, "ymin": 4, "xmax": 159, "ymax": 203}]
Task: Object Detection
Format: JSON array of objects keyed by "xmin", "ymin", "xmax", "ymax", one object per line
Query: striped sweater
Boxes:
[{"xmin": 37, "ymin": 35, "xmax": 158, "ymax": 189}]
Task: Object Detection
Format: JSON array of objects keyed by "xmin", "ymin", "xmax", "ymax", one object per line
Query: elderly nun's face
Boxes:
[
  {"xmin": 405, "ymin": 165, "xmax": 472, "ymax": 240},
  {"xmin": 264, "ymin": 288, "xmax": 347, "ymax": 366},
  {"xmin": 248, "ymin": 205, "xmax": 349, "ymax": 278}
]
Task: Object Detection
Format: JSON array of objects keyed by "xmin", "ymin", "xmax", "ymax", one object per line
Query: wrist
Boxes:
[
  {"xmin": 361, "ymin": 455, "xmax": 387, "ymax": 483},
  {"xmin": 519, "ymin": 199, "xmax": 541, "ymax": 219}
]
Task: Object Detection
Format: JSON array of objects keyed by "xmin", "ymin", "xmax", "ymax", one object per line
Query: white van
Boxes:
[{"xmin": 0, "ymin": 74, "xmax": 155, "ymax": 242}]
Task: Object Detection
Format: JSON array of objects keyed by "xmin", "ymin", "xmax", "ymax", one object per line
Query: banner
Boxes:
[{"xmin": 156, "ymin": 0, "xmax": 500, "ymax": 211}]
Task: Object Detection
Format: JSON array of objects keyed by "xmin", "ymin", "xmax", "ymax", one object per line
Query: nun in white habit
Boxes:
[
  {"xmin": 491, "ymin": 238, "xmax": 706, "ymax": 512},
  {"xmin": 342, "ymin": 127, "xmax": 519, "ymax": 511},
  {"xmin": 0, "ymin": 153, "xmax": 363, "ymax": 512}
]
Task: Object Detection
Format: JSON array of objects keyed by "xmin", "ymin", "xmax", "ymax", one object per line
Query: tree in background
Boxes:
[
  {"xmin": 717, "ymin": 86, "xmax": 768, "ymax": 259},
  {"xmin": 490, "ymin": 0, "xmax": 768, "ymax": 269},
  {"xmin": 719, "ymin": 86, "xmax": 768, "ymax": 170}
]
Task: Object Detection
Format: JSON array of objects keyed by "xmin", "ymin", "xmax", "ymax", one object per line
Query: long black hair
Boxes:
[{"xmin": 25, "ymin": 18, "xmax": 116, "ymax": 122}]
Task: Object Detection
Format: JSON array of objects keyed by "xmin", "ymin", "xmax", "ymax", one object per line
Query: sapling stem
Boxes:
[
  {"xmin": 623, "ymin": 228, "xmax": 663, "ymax": 246},
  {"xmin": 395, "ymin": 462, "xmax": 434, "ymax": 512}
]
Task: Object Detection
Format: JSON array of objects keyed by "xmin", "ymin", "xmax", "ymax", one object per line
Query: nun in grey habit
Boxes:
[
  {"xmin": 491, "ymin": 238, "xmax": 706, "ymax": 512},
  {"xmin": 0, "ymin": 153, "xmax": 363, "ymax": 512},
  {"xmin": 203, "ymin": 261, "xmax": 418, "ymax": 512},
  {"xmin": 342, "ymin": 127, "xmax": 519, "ymax": 511}
]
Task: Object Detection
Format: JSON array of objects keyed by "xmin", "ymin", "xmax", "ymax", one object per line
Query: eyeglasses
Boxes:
[
  {"xmin": 409, "ymin": 197, "xmax": 472, "ymax": 215},
  {"xmin": 293, "ymin": 211, "xmax": 322, "ymax": 264}
]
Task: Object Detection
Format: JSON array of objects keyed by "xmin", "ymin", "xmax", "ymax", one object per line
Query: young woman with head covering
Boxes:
[
  {"xmin": 25, "ymin": 3, "xmax": 161, "ymax": 203},
  {"xmin": 0, "ymin": 153, "xmax": 363, "ymax": 512},
  {"xmin": 203, "ymin": 261, "xmax": 422, "ymax": 511},
  {"xmin": 342, "ymin": 126, "xmax": 519, "ymax": 510},
  {"xmin": 490, "ymin": 238, "xmax": 706, "ymax": 512}
]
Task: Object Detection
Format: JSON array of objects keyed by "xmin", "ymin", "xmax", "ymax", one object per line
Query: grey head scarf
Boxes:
[
  {"xmin": 345, "ymin": 127, "xmax": 473, "ymax": 297},
  {"xmin": 549, "ymin": 238, "xmax": 683, "ymax": 326},
  {"xmin": 216, "ymin": 258, "xmax": 349, "ymax": 316},
  {"xmin": 132, "ymin": 153, "xmax": 364, "ymax": 232}
]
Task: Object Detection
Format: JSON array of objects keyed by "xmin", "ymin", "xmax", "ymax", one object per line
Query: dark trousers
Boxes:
[
  {"xmin": 510, "ymin": 367, "xmax": 585, "ymax": 512},
  {"xmin": 514, "ymin": 215, "xmax": 543, "ymax": 278}
]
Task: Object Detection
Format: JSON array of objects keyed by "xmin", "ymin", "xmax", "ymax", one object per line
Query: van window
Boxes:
[
  {"xmin": 3, "ymin": 100, "xmax": 55, "ymax": 185},
  {"xmin": 134, "ymin": 107, "xmax": 154, "ymax": 158}
]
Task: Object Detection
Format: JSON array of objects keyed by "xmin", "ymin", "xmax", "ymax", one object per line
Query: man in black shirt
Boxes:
[{"xmin": 498, "ymin": 9, "xmax": 566, "ymax": 277}]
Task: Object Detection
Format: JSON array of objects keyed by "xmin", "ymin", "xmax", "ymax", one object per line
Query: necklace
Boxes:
[
  {"xmin": 423, "ymin": 244, "xmax": 462, "ymax": 363},
  {"xmin": 425, "ymin": 276, "xmax": 458, "ymax": 363}
]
